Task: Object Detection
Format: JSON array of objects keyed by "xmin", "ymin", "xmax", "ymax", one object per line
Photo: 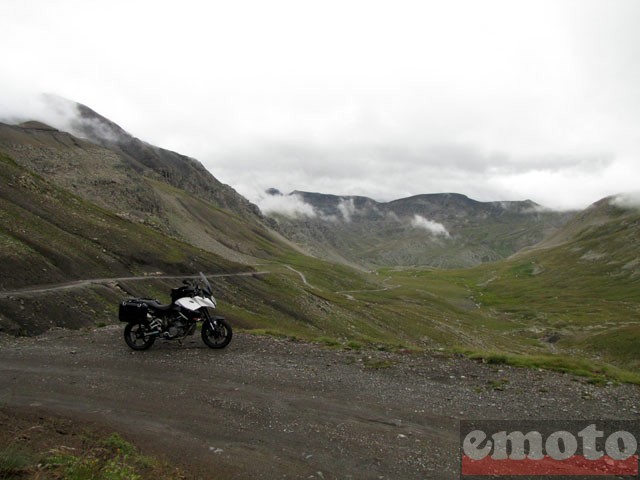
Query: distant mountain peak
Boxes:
[{"xmin": 72, "ymin": 102, "xmax": 131, "ymax": 145}]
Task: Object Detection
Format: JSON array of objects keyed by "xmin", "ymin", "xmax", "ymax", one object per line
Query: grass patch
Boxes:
[
  {"xmin": 0, "ymin": 445, "xmax": 35, "ymax": 478},
  {"xmin": 241, "ymin": 328, "xmax": 301, "ymax": 341},
  {"xmin": 101, "ymin": 433, "xmax": 137, "ymax": 456},
  {"xmin": 488, "ymin": 378, "xmax": 509, "ymax": 391},
  {"xmin": 459, "ymin": 349, "xmax": 640, "ymax": 385},
  {"xmin": 576, "ymin": 324, "xmax": 640, "ymax": 366},
  {"xmin": 362, "ymin": 357, "xmax": 397, "ymax": 369},
  {"xmin": 0, "ymin": 432, "xmax": 183, "ymax": 480},
  {"xmin": 316, "ymin": 336, "xmax": 342, "ymax": 348},
  {"xmin": 44, "ymin": 449, "xmax": 142, "ymax": 480}
]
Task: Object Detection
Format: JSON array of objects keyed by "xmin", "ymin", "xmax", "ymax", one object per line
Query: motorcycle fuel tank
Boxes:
[{"xmin": 175, "ymin": 296, "xmax": 216, "ymax": 311}]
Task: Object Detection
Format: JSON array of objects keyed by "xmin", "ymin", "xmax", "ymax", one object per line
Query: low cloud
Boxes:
[
  {"xmin": 2, "ymin": 0, "xmax": 640, "ymax": 214},
  {"xmin": 0, "ymin": 93, "xmax": 78, "ymax": 131},
  {"xmin": 496, "ymin": 201, "xmax": 550, "ymax": 214},
  {"xmin": 338, "ymin": 198, "xmax": 356, "ymax": 222},
  {"xmin": 611, "ymin": 192, "xmax": 640, "ymax": 209},
  {"xmin": 0, "ymin": 93, "xmax": 123, "ymax": 144},
  {"xmin": 217, "ymin": 138, "xmax": 618, "ymax": 212},
  {"xmin": 411, "ymin": 215, "xmax": 450, "ymax": 237},
  {"xmin": 257, "ymin": 192, "xmax": 317, "ymax": 218}
]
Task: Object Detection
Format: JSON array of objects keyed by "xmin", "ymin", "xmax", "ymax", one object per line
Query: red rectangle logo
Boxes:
[
  {"xmin": 460, "ymin": 420, "xmax": 640, "ymax": 478},
  {"xmin": 462, "ymin": 455, "xmax": 639, "ymax": 476}
]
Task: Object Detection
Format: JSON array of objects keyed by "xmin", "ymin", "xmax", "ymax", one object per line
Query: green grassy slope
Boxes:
[
  {"xmin": 0, "ymin": 121, "xmax": 292, "ymax": 265},
  {"xmin": 0, "ymin": 148, "xmax": 432, "ymax": 341},
  {"xmin": 374, "ymin": 197, "xmax": 640, "ymax": 380},
  {"xmin": 0, "ymin": 152, "xmax": 245, "ymax": 290}
]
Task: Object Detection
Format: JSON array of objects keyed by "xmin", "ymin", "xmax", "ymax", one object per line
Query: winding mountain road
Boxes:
[
  {"xmin": 284, "ymin": 265, "xmax": 315, "ymax": 289},
  {"xmin": 0, "ymin": 271, "xmax": 269, "ymax": 299}
]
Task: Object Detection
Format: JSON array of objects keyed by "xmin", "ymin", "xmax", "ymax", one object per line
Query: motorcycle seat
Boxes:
[{"xmin": 143, "ymin": 300, "xmax": 175, "ymax": 311}]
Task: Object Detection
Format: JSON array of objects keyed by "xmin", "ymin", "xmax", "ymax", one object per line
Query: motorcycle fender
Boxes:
[{"xmin": 207, "ymin": 316, "xmax": 226, "ymax": 328}]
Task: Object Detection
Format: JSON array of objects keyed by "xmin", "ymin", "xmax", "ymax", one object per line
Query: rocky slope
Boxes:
[
  {"xmin": 70, "ymin": 102, "xmax": 262, "ymax": 219},
  {"xmin": 0, "ymin": 111, "xmax": 291, "ymax": 264},
  {"xmin": 0, "ymin": 152, "xmax": 244, "ymax": 291}
]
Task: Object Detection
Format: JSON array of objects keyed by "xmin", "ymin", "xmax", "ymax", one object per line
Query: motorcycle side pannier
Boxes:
[{"xmin": 119, "ymin": 299, "xmax": 148, "ymax": 322}]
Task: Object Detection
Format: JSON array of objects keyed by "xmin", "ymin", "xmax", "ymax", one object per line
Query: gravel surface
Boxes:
[{"xmin": 1, "ymin": 326, "xmax": 639, "ymax": 479}]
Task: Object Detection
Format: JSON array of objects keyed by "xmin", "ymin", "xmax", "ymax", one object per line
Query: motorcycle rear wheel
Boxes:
[
  {"xmin": 124, "ymin": 322, "xmax": 156, "ymax": 350},
  {"xmin": 201, "ymin": 318, "xmax": 232, "ymax": 349}
]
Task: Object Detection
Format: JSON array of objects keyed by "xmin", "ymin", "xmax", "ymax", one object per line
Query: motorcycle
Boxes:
[{"xmin": 118, "ymin": 272, "xmax": 232, "ymax": 350}]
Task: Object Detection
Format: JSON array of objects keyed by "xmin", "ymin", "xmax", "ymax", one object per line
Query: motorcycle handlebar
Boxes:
[
  {"xmin": 183, "ymin": 278, "xmax": 202, "ymax": 295},
  {"xmin": 181, "ymin": 277, "xmax": 212, "ymax": 297}
]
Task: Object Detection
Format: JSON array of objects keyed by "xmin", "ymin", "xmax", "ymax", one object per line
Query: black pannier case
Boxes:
[{"xmin": 119, "ymin": 299, "xmax": 148, "ymax": 322}]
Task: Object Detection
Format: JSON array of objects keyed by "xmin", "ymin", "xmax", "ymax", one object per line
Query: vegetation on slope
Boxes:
[
  {"xmin": 1, "ymin": 108, "xmax": 638, "ymax": 385},
  {"xmin": 0, "ymin": 152, "xmax": 245, "ymax": 290},
  {"xmin": 374, "ymin": 198, "xmax": 640, "ymax": 382},
  {"xmin": 0, "ymin": 409, "xmax": 184, "ymax": 480},
  {"xmin": 0, "ymin": 121, "xmax": 291, "ymax": 265}
]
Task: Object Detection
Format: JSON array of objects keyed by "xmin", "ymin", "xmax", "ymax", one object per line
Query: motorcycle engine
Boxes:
[{"xmin": 165, "ymin": 320, "xmax": 186, "ymax": 339}]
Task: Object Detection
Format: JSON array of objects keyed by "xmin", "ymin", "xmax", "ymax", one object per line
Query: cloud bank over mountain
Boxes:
[{"xmin": 2, "ymin": 0, "xmax": 639, "ymax": 210}]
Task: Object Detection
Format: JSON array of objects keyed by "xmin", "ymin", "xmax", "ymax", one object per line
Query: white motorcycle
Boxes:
[{"xmin": 119, "ymin": 273, "xmax": 232, "ymax": 350}]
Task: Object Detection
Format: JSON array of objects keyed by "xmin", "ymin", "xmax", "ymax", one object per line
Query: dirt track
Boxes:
[
  {"xmin": 0, "ymin": 271, "xmax": 268, "ymax": 299},
  {"xmin": 1, "ymin": 326, "xmax": 639, "ymax": 479}
]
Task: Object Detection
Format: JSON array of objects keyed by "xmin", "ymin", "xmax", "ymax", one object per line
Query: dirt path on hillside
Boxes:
[
  {"xmin": 0, "ymin": 271, "xmax": 269, "ymax": 299},
  {"xmin": 336, "ymin": 276, "xmax": 401, "ymax": 300},
  {"xmin": 1, "ymin": 328, "xmax": 639, "ymax": 479},
  {"xmin": 284, "ymin": 265, "xmax": 315, "ymax": 289}
]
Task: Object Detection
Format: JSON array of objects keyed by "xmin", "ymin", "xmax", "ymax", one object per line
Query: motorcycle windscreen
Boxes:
[{"xmin": 199, "ymin": 272, "xmax": 213, "ymax": 296}]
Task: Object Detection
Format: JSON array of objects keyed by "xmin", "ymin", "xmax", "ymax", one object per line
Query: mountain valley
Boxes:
[
  {"xmin": 1, "ymin": 100, "xmax": 640, "ymax": 479},
  {"xmin": 0, "ymin": 100, "xmax": 638, "ymax": 379}
]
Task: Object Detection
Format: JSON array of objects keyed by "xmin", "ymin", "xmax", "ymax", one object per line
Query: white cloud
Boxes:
[
  {"xmin": 0, "ymin": 93, "xmax": 78, "ymax": 132},
  {"xmin": 410, "ymin": 215, "xmax": 450, "ymax": 237},
  {"xmin": 256, "ymin": 192, "xmax": 317, "ymax": 219},
  {"xmin": 338, "ymin": 199, "xmax": 356, "ymax": 223},
  {"xmin": 611, "ymin": 192, "xmax": 640, "ymax": 209},
  {"xmin": 1, "ymin": 1, "xmax": 639, "ymax": 210}
]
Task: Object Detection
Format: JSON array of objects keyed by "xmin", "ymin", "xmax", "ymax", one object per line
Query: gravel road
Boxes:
[
  {"xmin": 0, "ymin": 271, "xmax": 267, "ymax": 299},
  {"xmin": 1, "ymin": 326, "xmax": 639, "ymax": 479}
]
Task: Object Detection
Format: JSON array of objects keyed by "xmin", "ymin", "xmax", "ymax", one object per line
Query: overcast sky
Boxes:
[{"xmin": 1, "ymin": 0, "xmax": 639, "ymax": 211}]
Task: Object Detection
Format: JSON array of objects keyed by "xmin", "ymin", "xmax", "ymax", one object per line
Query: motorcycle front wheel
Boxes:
[
  {"xmin": 124, "ymin": 322, "xmax": 156, "ymax": 350},
  {"xmin": 201, "ymin": 318, "xmax": 232, "ymax": 349}
]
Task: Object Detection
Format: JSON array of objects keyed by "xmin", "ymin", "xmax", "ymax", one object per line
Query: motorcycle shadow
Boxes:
[{"xmin": 123, "ymin": 338, "xmax": 233, "ymax": 353}]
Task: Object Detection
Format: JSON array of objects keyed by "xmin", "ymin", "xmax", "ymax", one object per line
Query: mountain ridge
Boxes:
[
  {"xmin": 266, "ymin": 189, "xmax": 573, "ymax": 268},
  {"xmin": 72, "ymin": 101, "xmax": 264, "ymax": 219},
  {"xmin": 0, "ymin": 109, "xmax": 291, "ymax": 264}
]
